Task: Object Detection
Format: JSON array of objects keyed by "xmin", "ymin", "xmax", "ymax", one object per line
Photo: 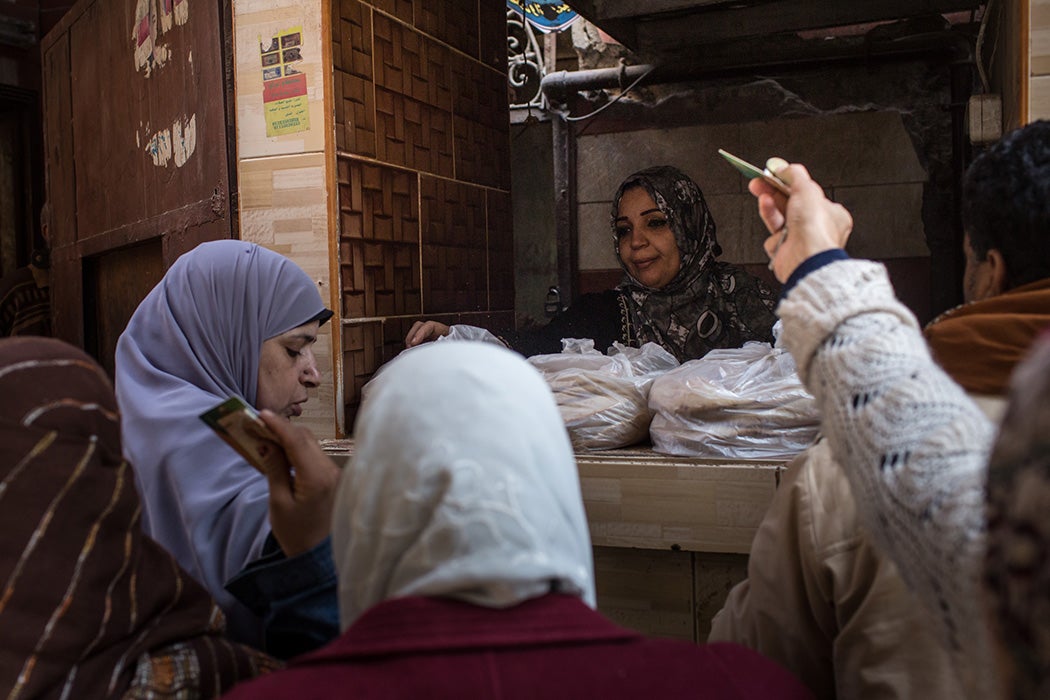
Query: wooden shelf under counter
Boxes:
[{"xmin": 321, "ymin": 440, "xmax": 788, "ymax": 642}]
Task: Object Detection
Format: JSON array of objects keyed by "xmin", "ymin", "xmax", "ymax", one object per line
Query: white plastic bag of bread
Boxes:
[
  {"xmin": 648, "ymin": 340, "xmax": 819, "ymax": 460},
  {"xmin": 528, "ymin": 340, "xmax": 679, "ymax": 451}
]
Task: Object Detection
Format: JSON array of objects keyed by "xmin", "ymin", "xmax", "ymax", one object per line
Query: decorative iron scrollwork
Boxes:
[{"xmin": 507, "ymin": 9, "xmax": 546, "ymax": 110}]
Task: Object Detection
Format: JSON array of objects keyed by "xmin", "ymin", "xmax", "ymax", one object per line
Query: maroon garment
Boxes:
[
  {"xmin": 0, "ymin": 337, "xmax": 275, "ymax": 699},
  {"xmin": 223, "ymin": 594, "xmax": 813, "ymax": 699}
]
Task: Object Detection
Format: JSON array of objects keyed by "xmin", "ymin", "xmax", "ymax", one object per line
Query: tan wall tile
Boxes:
[{"xmin": 834, "ymin": 183, "xmax": 930, "ymax": 259}]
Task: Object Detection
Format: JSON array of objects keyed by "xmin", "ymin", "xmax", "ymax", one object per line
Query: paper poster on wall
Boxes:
[{"xmin": 260, "ymin": 26, "xmax": 309, "ymax": 136}]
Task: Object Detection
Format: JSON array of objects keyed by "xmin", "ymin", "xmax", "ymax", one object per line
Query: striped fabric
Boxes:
[
  {"xmin": 0, "ymin": 338, "xmax": 277, "ymax": 699},
  {"xmin": 0, "ymin": 266, "xmax": 50, "ymax": 337}
]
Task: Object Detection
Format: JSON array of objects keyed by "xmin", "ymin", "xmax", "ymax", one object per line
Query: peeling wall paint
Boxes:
[
  {"xmin": 145, "ymin": 128, "xmax": 171, "ymax": 166},
  {"xmin": 173, "ymin": 114, "xmax": 197, "ymax": 167},
  {"xmin": 174, "ymin": 0, "xmax": 189, "ymax": 27},
  {"xmin": 133, "ymin": 0, "xmax": 191, "ymax": 77},
  {"xmin": 144, "ymin": 113, "xmax": 197, "ymax": 168}
]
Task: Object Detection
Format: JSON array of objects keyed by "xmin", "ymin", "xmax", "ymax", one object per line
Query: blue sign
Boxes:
[{"xmin": 507, "ymin": 0, "xmax": 579, "ymax": 33}]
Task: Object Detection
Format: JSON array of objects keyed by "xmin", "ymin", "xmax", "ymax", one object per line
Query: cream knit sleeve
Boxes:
[{"xmin": 777, "ymin": 259, "xmax": 994, "ymax": 693}]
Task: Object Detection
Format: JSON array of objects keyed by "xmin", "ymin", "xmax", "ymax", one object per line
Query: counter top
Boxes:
[{"xmin": 320, "ymin": 440, "xmax": 786, "ymax": 554}]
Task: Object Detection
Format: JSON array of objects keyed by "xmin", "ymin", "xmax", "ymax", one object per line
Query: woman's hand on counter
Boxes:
[
  {"xmin": 405, "ymin": 320, "xmax": 451, "ymax": 348},
  {"xmin": 258, "ymin": 409, "xmax": 341, "ymax": 557},
  {"xmin": 749, "ymin": 161, "xmax": 853, "ymax": 283}
]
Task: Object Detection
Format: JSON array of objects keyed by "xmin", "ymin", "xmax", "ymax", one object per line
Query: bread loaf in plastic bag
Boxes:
[
  {"xmin": 649, "ymin": 340, "xmax": 819, "ymax": 459},
  {"xmin": 529, "ymin": 340, "xmax": 678, "ymax": 451}
]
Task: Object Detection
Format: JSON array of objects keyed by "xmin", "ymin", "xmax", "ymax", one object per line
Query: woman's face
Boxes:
[
  {"xmin": 257, "ymin": 320, "xmax": 321, "ymax": 418},
  {"xmin": 615, "ymin": 186, "xmax": 681, "ymax": 289}
]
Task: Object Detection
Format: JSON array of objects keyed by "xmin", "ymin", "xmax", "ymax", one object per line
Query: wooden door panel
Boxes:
[{"xmin": 42, "ymin": 0, "xmax": 234, "ymax": 360}]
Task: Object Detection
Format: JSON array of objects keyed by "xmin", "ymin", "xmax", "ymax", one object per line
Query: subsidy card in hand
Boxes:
[
  {"xmin": 717, "ymin": 149, "xmax": 791, "ymax": 195},
  {"xmin": 200, "ymin": 397, "xmax": 289, "ymax": 475}
]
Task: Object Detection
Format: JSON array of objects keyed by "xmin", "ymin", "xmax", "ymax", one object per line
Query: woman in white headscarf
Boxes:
[
  {"xmin": 224, "ymin": 342, "xmax": 814, "ymax": 699},
  {"xmin": 115, "ymin": 240, "xmax": 339, "ymax": 655}
]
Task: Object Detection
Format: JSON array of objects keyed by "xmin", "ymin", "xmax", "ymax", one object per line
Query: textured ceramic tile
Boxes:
[
  {"xmin": 1031, "ymin": 75, "xmax": 1050, "ymax": 121},
  {"xmin": 413, "ymin": 0, "xmax": 478, "ymax": 58},
  {"xmin": 419, "ymin": 176, "xmax": 488, "ymax": 313},
  {"xmin": 741, "ymin": 112, "xmax": 927, "ymax": 187},
  {"xmin": 577, "ymin": 123, "xmax": 742, "ymax": 203},
  {"xmin": 577, "ymin": 201, "xmax": 618, "ymax": 271},
  {"xmin": 834, "ymin": 183, "xmax": 930, "ymax": 259},
  {"xmin": 333, "ymin": 2, "xmax": 376, "ymax": 156},
  {"xmin": 237, "ymin": 151, "xmax": 335, "ymax": 437},
  {"xmin": 451, "ymin": 52, "xmax": 511, "ymax": 189},
  {"xmin": 704, "ymin": 192, "xmax": 770, "ymax": 266},
  {"xmin": 359, "ymin": 0, "xmax": 411, "ymax": 24},
  {"xmin": 487, "ymin": 190, "xmax": 515, "ymax": 311},
  {"xmin": 342, "ymin": 320, "xmax": 383, "ymax": 427},
  {"xmin": 1034, "ymin": 0, "xmax": 1050, "ymax": 75},
  {"xmin": 337, "ymin": 158, "xmax": 421, "ymax": 319},
  {"xmin": 593, "ymin": 546, "xmax": 696, "ymax": 641},
  {"xmin": 478, "ymin": 0, "xmax": 509, "ymax": 70}
]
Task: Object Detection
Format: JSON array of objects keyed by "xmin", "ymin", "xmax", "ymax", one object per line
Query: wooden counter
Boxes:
[
  {"xmin": 321, "ymin": 440, "xmax": 786, "ymax": 642},
  {"xmin": 572, "ymin": 447, "xmax": 783, "ymax": 554}
]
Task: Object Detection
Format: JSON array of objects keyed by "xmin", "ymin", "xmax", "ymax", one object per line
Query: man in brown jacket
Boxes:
[{"xmin": 709, "ymin": 121, "xmax": 1050, "ymax": 699}]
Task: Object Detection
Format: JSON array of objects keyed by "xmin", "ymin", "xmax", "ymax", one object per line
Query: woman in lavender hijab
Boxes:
[{"xmin": 115, "ymin": 240, "xmax": 339, "ymax": 656}]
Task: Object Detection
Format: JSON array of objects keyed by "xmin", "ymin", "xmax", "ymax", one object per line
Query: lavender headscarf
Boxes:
[
  {"xmin": 115, "ymin": 240, "xmax": 331, "ymax": 644},
  {"xmin": 611, "ymin": 165, "xmax": 777, "ymax": 361}
]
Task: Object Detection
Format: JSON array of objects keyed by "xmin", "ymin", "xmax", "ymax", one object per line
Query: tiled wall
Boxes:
[
  {"xmin": 1033, "ymin": 0, "xmax": 1050, "ymax": 119},
  {"xmin": 333, "ymin": 0, "xmax": 512, "ymax": 430},
  {"xmin": 234, "ymin": 0, "xmax": 336, "ymax": 438}
]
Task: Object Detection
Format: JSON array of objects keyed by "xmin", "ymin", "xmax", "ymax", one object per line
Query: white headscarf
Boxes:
[
  {"xmin": 115, "ymin": 240, "xmax": 331, "ymax": 642},
  {"xmin": 333, "ymin": 342, "xmax": 595, "ymax": 630}
]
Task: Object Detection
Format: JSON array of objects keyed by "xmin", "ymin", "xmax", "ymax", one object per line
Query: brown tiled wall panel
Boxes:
[
  {"xmin": 337, "ymin": 158, "xmax": 421, "ymax": 319},
  {"xmin": 451, "ymin": 53, "xmax": 507, "ymax": 129},
  {"xmin": 371, "ymin": 14, "xmax": 455, "ymax": 176},
  {"xmin": 336, "ymin": 1, "xmax": 373, "ymax": 77},
  {"xmin": 373, "ymin": 14, "xmax": 451, "ymax": 109},
  {"xmin": 454, "ymin": 117, "xmax": 511, "ymax": 191},
  {"xmin": 337, "ymin": 158, "xmax": 418, "ymax": 242},
  {"xmin": 420, "ymin": 175, "xmax": 489, "ymax": 314},
  {"xmin": 477, "ymin": 1, "xmax": 508, "ymax": 71},
  {"xmin": 414, "ymin": 0, "xmax": 478, "ymax": 59},
  {"xmin": 333, "ymin": 3, "xmax": 376, "ymax": 156},
  {"xmin": 375, "ymin": 89, "xmax": 454, "ymax": 176},
  {"xmin": 451, "ymin": 54, "xmax": 510, "ymax": 189},
  {"xmin": 342, "ymin": 320, "xmax": 384, "ymax": 422},
  {"xmin": 333, "ymin": 0, "xmax": 512, "ymax": 432},
  {"xmin": 335, "ymin": 72, "xmax": 378, "ymax": 156},
  {"xmin": 419, "ymin": 175, "xmax": 484, "ymax": 245},
  {"xmin": 486, "ymin": 190, "xmax": 515, "ymax": 311},
  {"xmin": 361, "ymin": 0, "xmax": 411, "ymax": 24}
]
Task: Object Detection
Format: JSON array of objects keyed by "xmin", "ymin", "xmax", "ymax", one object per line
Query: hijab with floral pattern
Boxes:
[{"xmin": 611, "ymin": 165, "xmax": 777, "ymax": 362}]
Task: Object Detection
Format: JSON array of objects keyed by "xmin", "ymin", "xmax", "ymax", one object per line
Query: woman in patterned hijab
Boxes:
[
  {"xmin": 612, "ymin": 165, "xmax": 777, "ymax": 362},
  {"xmin": 984, "ymin": 332, "xmax": 1050, "ymax": 699},
  {"xmin": 0, "ymin": 337, "xmax": 275, "ymax": 699}
]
